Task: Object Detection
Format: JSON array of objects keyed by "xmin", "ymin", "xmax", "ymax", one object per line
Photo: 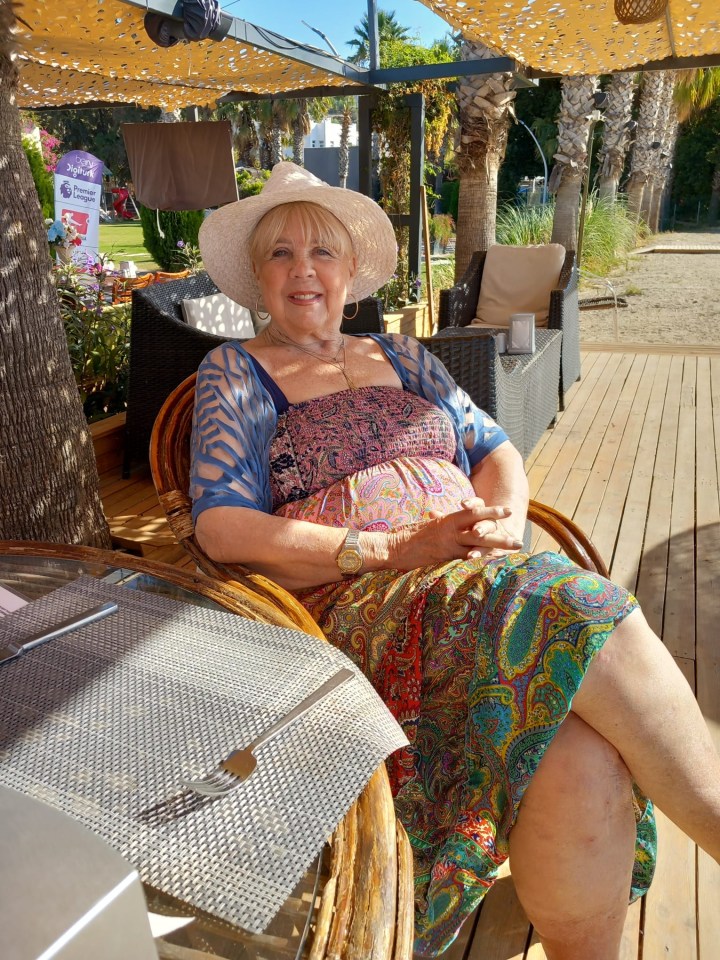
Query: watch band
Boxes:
[{"xmin": 336, "ymin": 529, "xmax": 363, "ymax": 577}]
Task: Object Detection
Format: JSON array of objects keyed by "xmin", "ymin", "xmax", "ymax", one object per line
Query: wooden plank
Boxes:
[
  {"xmin": 611, "ymin": 354, "xmax": 672, "ymax": 594},
  {"xmin": 695, "ymin": 356, "xmax": 720, "ymax": 960},
  {"xmin": 467, "ymin": 871, "xmax": 530, "ymax": 960},
  {"xmin": 633, "ymin": 355, "xmax": 684, "ymax": 636},
  {"xmin": 588, "ymin": 354, "xmax": 659, "ymax": 572},
  {"xmin": 532, "ymin": 352, "xmax": 635, "ymax": 554},
  {"xmin": 662, "ymin": 358, "xmax": 696, "ymax": 660},
  {"xmin": 642, "ymin": 812, "xmax": 697, "ymax": 960},
  {"xmin": 571, "ymin": 353, "xmax": 648, "ymax": 551}
]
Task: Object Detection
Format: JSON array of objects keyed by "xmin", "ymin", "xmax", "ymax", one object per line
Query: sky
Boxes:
[{"xmin": 223, "ymin": 0, "xmax": 453, "ymax": 58}]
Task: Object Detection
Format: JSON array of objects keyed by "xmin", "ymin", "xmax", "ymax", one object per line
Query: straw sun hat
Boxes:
[{"xmin": 199, "ymin": 161, "xmax": 398, "ymax": 309}]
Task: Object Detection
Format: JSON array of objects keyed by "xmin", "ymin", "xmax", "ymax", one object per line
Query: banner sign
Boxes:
[{"xmin": 54, "ymin": 150, "xmax": 103, "ymax": 264}]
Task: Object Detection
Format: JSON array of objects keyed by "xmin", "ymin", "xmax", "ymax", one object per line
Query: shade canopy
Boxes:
[
  {"xmin": 14, "ymin": 0, "xmax": 720, "ymax": 113},
  {"xmin": 414, "ymin": 0, "xmax": 720, "ymax": 75},
  {"xmin": 15, "ymin": 0, "xmax": 369, "ymax": 110}
]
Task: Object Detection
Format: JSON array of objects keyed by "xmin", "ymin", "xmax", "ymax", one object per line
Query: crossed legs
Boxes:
[{"xmin": 508, "ymin": 607, "xmax": 720, "ymax": 959}]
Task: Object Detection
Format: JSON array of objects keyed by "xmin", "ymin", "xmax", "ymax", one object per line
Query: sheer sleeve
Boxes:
[
  {"xmin": 368, "ymin": 334, "xmax": 510, "ymax": 473},
  {"xmin": 190, "ymin": 342, "xmax": 277, "ymax": 522}
]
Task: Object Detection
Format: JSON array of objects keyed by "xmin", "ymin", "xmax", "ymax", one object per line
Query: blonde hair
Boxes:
[{"xmin": 249, "ymin": 201, "xmax": 355, "ymax": 267}]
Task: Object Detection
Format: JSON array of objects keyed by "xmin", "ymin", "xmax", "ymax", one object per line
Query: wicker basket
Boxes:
[{"xmin": 614, "ymin": 0, "xmax": 667, "ymax": 25}]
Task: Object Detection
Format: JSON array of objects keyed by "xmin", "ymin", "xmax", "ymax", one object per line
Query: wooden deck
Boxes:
[{"xmin": 99, "ymin": 346, "xmax": 720, "ymax": 960}]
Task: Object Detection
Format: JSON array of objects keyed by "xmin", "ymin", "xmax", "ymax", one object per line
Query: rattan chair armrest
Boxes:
[{"xmin": 437, "ymin": 251, "xmax": 486, "ymax": 330}]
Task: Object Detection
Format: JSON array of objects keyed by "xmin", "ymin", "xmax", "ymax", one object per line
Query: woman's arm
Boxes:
[{"xmin": 469, "ymin": 440, "xmax": 529, "ymax": 542}]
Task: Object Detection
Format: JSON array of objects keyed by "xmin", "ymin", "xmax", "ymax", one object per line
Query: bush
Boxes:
[
  {"xmin": 55, "ymin": 262, "xmax": 131, "ymax": 421},
  {"xmin": 236, "ymin": 167, "xmax": 270, "ymax": 198},
  {"xmin": 495, "ymin": 197, "xmax": 645, "ymax": 275},
  {"xmin": 22, "ymin": 136, "xmax": 54, "ymax": 220},
  {"xmin": 138, "ymin": 207, "xmax": 205, "ymax": 270}
]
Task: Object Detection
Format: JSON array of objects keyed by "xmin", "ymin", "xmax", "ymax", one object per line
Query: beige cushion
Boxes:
[
  {"xmin": 471, "ymin": 243, "xmax": 566, "ymax": 329},
  {"xmin": 181, "ymin": 293, "xmax": 257, "ymax": 339}
]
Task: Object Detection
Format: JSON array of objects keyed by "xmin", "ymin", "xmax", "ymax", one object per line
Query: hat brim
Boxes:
[{"xmin": 199, "ymin": 166, "xmax": 397, "ymax": 309}]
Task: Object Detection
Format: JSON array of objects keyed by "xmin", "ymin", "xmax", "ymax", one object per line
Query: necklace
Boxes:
[{"xmin": 264, "ymin": 326, "xmax": 356, "ymax": 390}]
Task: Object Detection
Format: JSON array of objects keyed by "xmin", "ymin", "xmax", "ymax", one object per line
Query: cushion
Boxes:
[
  {"xmin": 471, "ymin": 243, "xmax": 566, "ymax": 329},
  {"xmin": 181, "ymin": 292, "xmax": 257, "ymax": 339}
]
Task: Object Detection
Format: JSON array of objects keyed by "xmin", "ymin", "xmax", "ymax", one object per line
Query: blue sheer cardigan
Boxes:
[{"xmin": 190, "ymin": 333, "xmax": 509, "ymax": 523}]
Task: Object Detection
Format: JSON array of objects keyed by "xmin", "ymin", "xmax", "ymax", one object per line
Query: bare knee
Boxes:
[{"xmin": 509, "ymin": 714, "xmax": 636, "ymax": 953}]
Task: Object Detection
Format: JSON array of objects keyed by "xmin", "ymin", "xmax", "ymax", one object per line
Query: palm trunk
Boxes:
[
  {"xmin": 271, "ymin": 120, "xmax": 283, "ymax": 166},
  {"xmin": 292, "ymin": 118, "xmax": 305, "ymax": 166},
  {"xmin": 626, "ymin": 73, "xmax": 666, "ymax": 220},
  {"xmin": 551, "ymin": 167, "xmax": 585, "ymax": 250},
  {"xmin": 455, "ymin": 162, "xmax": 500, "ymax": 277},
  {"xmin": 338, "ymin": 106, "xmax": 352, "ymax": 189},
  {"xmin": 0, "ymin": 3, "xmax": 110, "ymax": 545},
  {"xmin": 597, "ymin": 72, "xmax": 636, "ymax": 202}
]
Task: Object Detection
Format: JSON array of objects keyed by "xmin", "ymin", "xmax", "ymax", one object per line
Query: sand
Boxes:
[{"xmin": 579, "ymin": 228, "xmax": 720, "ymax": 346}]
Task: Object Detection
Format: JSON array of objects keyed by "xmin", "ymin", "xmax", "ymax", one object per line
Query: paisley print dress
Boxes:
[{"xmin": 270, "ymin": 387, "xmax": 657, "ymax": 957}]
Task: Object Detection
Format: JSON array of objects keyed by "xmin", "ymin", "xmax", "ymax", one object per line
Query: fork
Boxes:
[{"xmin": 182, "ymin": 667, "xmax": 354, "ymax": 796}]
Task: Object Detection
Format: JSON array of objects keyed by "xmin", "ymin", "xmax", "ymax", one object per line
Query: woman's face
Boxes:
[{"xmin": 252, "ymin": 208, "xmax": 357, "ymax": 338}]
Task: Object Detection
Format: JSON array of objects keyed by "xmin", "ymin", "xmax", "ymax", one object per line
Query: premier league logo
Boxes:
[{"xmin": 60, "ymin": 181, "xmax": 72, "ymax": 199}]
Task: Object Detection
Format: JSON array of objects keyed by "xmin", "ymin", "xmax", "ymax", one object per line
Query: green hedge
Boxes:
[
  {"xmin": 138, "ymin": 207, "xmax": 205, "ymax": 271},
  {"xmin": 22, "ymin": 137, "xmax": 54, "ymax": 220}
]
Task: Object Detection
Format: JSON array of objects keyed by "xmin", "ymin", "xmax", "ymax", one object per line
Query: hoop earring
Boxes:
[
  {"xmin": 255, "ymin": 296, "xmax": 271, "ymax": 322},
  {"xmin": 343, "ymin": 299, "xmax": 359, "ymax": 321}
]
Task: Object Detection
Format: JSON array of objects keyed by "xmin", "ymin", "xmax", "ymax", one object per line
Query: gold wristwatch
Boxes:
[{"xmin": 337, "ymin": 529, "xmax": 363, "ymax": 577}]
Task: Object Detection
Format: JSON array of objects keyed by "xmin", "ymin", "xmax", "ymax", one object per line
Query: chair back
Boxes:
[
  {"xmin": 154, "ymin": 269, "xmax": 191, "ymax": 284},
  {"xmin": 150, "ymin": 373, "xmax": 323, "ymax": 633},
  {"xmin": 111, "ymin": 273, "xmax": 155, "ymax": 304}
]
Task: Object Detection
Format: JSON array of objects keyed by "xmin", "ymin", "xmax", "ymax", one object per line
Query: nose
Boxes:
[{"xmin": 290, "ymin": 250, "xmax": 314, "ymax": 277}]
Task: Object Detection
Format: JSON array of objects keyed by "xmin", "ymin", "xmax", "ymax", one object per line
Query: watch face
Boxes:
[{"xmin": 338, "ymin": 547, "xmax": 363, "ymax": 574}]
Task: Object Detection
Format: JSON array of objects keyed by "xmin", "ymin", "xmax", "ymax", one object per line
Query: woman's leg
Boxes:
[
  {"xmin": 509, "ymin": 713, "xmax": 637, "ymax": 960},
  {"xmin": 571, "ymin": 607, "xmax": 720, "ymax": 862}
]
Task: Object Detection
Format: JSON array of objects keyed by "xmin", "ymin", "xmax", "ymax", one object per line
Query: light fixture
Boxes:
[
  {"xmin": 592, "ymin": 90, "xmax": 609, "ymax": 109},
  {"xmin": 614, "ymin": 0, "xmax": 668, "ymax": 25}
]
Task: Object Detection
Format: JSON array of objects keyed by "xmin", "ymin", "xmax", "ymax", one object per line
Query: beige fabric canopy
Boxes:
[
  {"xmin": 415, "ymin": 0, "xmax": 720, "ymax": 75},
  {"xmin": 15, "ymin": 0, "xmax": 367, "ymax": 109},
  {"xmin": 15, "ymin": 0, "xmax": 720, "ymax": 111}
]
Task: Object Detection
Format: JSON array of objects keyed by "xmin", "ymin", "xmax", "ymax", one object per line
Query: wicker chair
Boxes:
[
  {"xmin": 420, "ymin": 330, "xmax": 561, "ymax": 462},
  {"xmin": 438, "ymin": 249, "xmax": 581, "ymax": 409},
  {"xmin": 154, "ymin": 269, "xmax": 191, "ymax": 283},
  {"xmin": 122, "ymin": 272, "xmax": 385, "ymax": 476},
  {"xmin": 150, "ymin": 372, "xmax": 609, "ymax": 580}
]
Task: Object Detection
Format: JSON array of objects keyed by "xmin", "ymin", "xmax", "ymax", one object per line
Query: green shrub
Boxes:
[
  {"xmin": 138, "ymin": 207, "xmax": 205, "ymax": 270},
  {"xmin": 236, "ymin": 167, "xmax": 270, "ymax": 198},
  {"xmin": 496, "ymin": 202, "xmax": 555, "ymax": 245},
  {"xmin": 55, "ymin": 262, "xmax": 131, "ymax": 421},
  {"xmin": 22, "ymin": 136, "xmax": 54, "ymax": 220},
  {"xmin": 440, "ymin": 179, "xmax": 459, "ymax": 221}
]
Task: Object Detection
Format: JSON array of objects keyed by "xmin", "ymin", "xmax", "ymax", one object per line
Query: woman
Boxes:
[{"xmin": 191, "ymin": 162, "xmax": 720, "ymax": 959}]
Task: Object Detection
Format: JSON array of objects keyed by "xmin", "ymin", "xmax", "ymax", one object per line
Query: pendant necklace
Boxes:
[{"xmin": 265, "ymin": 326, "xmax": 356, "ymax": 390}]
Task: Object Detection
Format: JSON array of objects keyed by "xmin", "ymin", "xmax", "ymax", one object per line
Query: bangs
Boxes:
[{"xmin": 250, "ymin": 201, "xmax": 354, "ymax": 264}]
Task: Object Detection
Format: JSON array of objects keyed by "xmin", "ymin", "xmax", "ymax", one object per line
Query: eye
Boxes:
[
  {"xmin": 269, "ymin": 247, "xmax": 289, "ymax": 259},
  {"xmin": 314, "ymin": 246, "xmax": 335, "ymax": 258}
]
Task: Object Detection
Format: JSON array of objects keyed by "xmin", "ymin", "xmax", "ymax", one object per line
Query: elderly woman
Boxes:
[{"xmin": 190, "ymin": 162, "xmax": 720, "ymax": 959}]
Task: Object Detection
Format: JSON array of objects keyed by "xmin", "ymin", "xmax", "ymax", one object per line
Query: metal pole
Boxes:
[
  {"xmin": 367, "ymin": 0, "xmax": 380, "ymax": 70},
  {"xmin": 516, "ymin": 118, "xmax": 548, "ymax": 204}
]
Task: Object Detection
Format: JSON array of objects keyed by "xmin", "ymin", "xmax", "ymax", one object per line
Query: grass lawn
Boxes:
[{"xmin": 99, "ymin": 222, "xmax": 158, "ymax": 271}]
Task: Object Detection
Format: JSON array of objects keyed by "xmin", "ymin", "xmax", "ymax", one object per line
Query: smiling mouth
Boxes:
[{"xmin": 288, "ymin": 292, "xmax": 321, "ymax": 302}]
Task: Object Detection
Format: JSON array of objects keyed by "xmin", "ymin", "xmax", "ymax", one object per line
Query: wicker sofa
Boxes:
[
  {"xmin": 122, "ymin": 273, "xmax": 385, "ymax": 475},
  {"xmin": 438, "ymin": 249, "xmax": 580, "ymax": 409},
  {"xmin": 420, "ymin": 329, "xmax": 562, "ymax": 461}
]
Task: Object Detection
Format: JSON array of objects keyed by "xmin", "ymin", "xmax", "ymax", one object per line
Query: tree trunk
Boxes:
[
  {"xmin": 455, "ymin": 160, "xmax": 500, "ymax": 277},
  {"xmin": 548, "ymin": 75, "xmax": 599, "ymax": 254},
  {"xmin": 626, "ymin": 72, "xmax": 665, "ymax": 220},
  {"xmin": 0, "ymin": 3, "xmax": 110, "ymax": 546},
  {"xmin": 597, "ymin": 72, "xmax": 636, "ymax": 202},
  {"xmin": 292, "ymin": 118, "xmax": 305, "ymax": 166},
  {"xmin": 709, "ymin": 166, "xmax": 720, "ymax": 225},
  {"xmin": 338, "ymin": 106, "xmax": 351, "ymax": 189},
  {"xmin": 271, "ymin": 119, "xmax": 283, "ymax": 166}
]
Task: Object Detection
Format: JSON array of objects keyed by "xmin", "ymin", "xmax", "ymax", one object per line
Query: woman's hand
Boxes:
[{"xmin": 379, "ymin": 497, "xmax": 524, "ymax": 570}]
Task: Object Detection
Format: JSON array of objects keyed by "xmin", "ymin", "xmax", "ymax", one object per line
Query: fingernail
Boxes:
[{"xmin": 512, "ymin": 539, "xmax": 523, "ymax": 549}]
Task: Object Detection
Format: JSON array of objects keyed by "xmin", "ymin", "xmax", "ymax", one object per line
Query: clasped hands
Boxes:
[{"xmin": 387, "ymin": 497, "xmax": 524, "ymax": 570}]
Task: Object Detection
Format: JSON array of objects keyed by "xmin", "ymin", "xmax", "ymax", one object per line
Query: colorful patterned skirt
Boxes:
[{"xmin": 296, "ymin": 553, "xmax": 656, "ymax": 955}]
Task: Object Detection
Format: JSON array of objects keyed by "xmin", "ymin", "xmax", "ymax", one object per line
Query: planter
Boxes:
[{"xmin": 383, "ymin": 302, "xmax": 433, "ymax": 338}]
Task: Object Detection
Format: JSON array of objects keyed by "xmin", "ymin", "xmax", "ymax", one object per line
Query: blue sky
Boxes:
[{"xmin": 224, "ymin": 0, "xmax": 453, "ymax": 58}]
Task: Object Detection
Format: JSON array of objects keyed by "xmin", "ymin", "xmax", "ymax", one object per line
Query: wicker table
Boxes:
[
  {"xmin": 0, "ymin": 542, "xmax": 413, "ymax": 960},
  {"xmin": 422, "ymin": 327, "xmax": 562, "ymax": 460}
]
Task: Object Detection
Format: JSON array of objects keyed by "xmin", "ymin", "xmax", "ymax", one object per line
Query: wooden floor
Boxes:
[{"xmin": 100, "ymin": 346, "xmax": 720, "ymax": 960}]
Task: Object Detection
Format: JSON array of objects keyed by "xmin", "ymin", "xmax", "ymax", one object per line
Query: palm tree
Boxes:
[
  {"xmin": 289, "ymin": 99, "xmax": 312, "ymax": 166},
  {"xmin": 625, "ymin": 72, "xmax": 666, "ymax": 219},
  {"xmin": 255, "ymin": 100, "xmax": 294, "ymax": 168},
  {"xmin": 347, "ymin": 9, "xmax": 410, "ymax": 65},
  {"xmin": 597, "ymin": 72, "xmax": 637, "ymax": 201},
  {"xmin": 216, "ymin": 102, "xmax": 260, "ymax": 168},
  {"xmin": 549, "ymin": 76, "xmax": 600, "ymax": 253},
  {"xmin": 0, "ymin": 0, "xmax": 110, "ymax": 544},
  {"xmin": 453, "ymin": 39, "xmax": 517, "ymax": 278},
  {"xmin": 645, "ymin": 73, "xmax": 678, "ymax": 230},
  {"xmin": 337, "ymin": 98, "xmax": 357, "ymax": 188},
  {"xmin": 672, "ymin": 69, "xmax": 720, "ymax": 227}
]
